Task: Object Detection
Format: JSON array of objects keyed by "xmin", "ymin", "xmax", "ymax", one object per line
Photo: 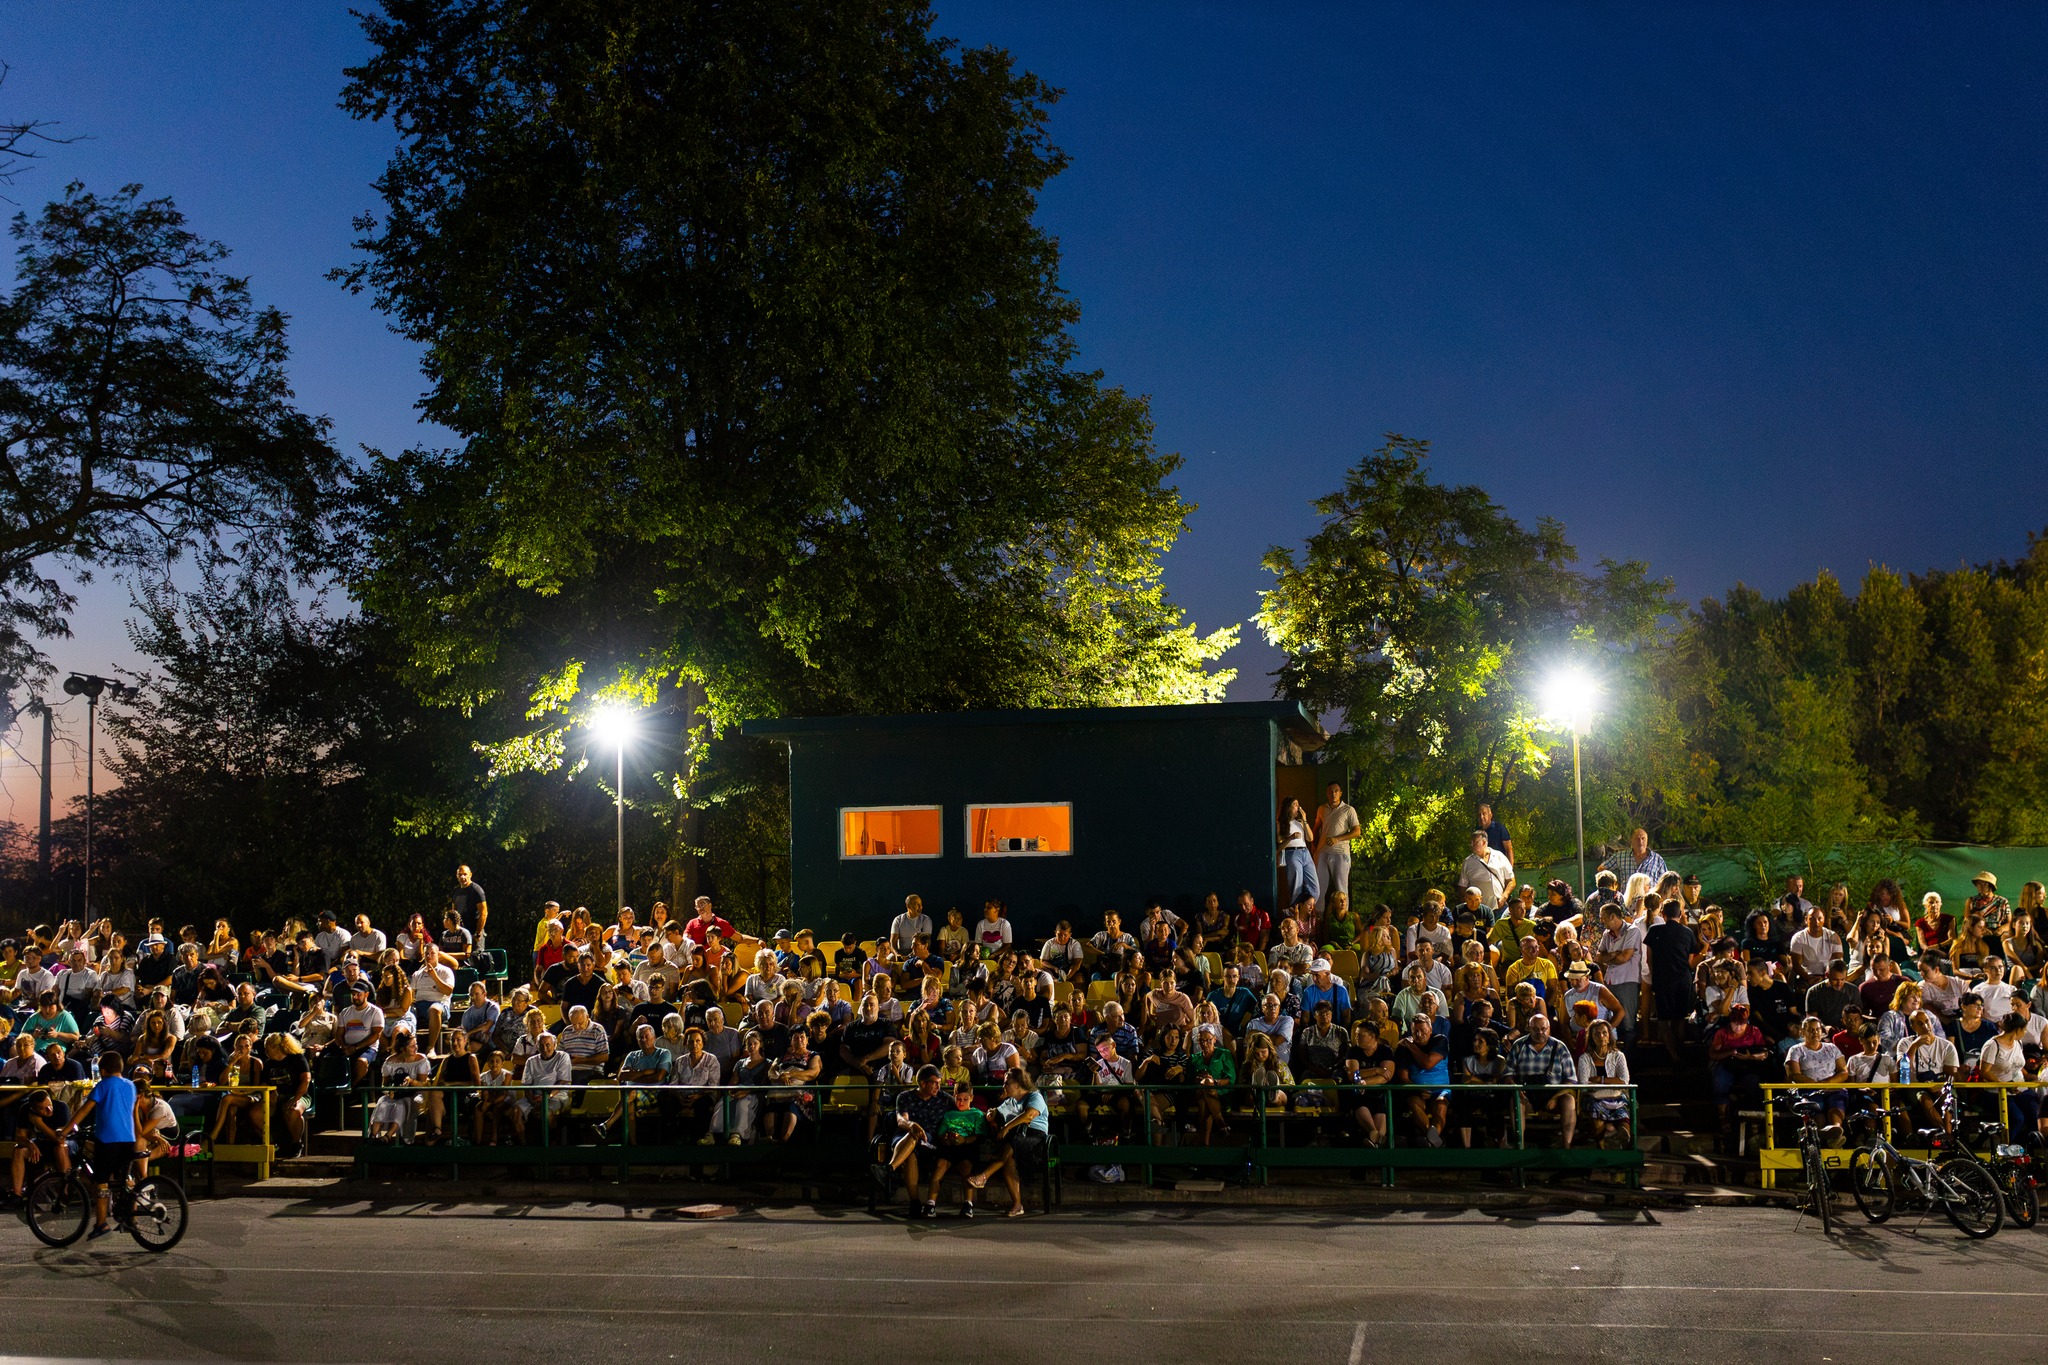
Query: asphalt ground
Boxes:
[{"xmin": 3, "ymin": 1197, "xmax": 2045, "ymax": 1364}]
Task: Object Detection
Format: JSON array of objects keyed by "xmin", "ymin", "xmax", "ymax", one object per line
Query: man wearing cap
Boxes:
[
  {"xmin": 134, "ymin": 936, "xmax": 175, "ymax": 992},
  {"xmin": 313, "ymin": 912, "xmax": 350, "ymax": 968},
  {"xmin": 1300, "ymin": 958, "xmax": 1353, "ymax": 1028},
  {"xmin": 1966, "ymin": 872, "xmax": 2010, "ymax": 932},
  {"xmin": 1598, "ymin": 828, "xmax": 1666, "ymax": 886},
  {"xmin": 336, "ymin": 978, "xmax": 386, "ymax": 1084},
  {"xmin": 1560, "ymin": 963, "xmax": 1622, "ymax": 1028}
]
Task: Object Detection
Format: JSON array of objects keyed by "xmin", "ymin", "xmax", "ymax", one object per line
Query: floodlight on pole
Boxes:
[
  {"xmin": 590, "ymin": 705, "xmax": 640, "ymax": 917},
  {"xmin": 1541, "ymin": 668, "xmax": 1598, "ymax": 901}
]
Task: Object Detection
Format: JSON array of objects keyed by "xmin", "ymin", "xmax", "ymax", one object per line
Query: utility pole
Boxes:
[
  {"xmin": 63, "ymin": 673, "xmax": 133, "ymax": 918},
  {"xmin": 34, "ymin": 698, "xmax": 52, "ymax": 879}
]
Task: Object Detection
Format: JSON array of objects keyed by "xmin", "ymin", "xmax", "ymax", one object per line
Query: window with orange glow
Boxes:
[
  {"xmin": 967, "ymin": 803, "xmax": 1072, "ymax": 856},
  {"xmin": 840, "ymin": 806, "xmax": 942, "ymax": 859}
]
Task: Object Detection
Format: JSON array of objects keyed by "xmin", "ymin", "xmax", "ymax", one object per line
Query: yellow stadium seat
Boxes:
[
  {"xmin": 1086, "ymin": 981, "xmax": 1116, "ymax": 1008},
  {"xmin": 1328, "ymin": 949, "xmax": 1360, "ymax": 983},
  {"xmin": 1052, "ymin": 981, "xmax": 1076, "ymax": 1006}
]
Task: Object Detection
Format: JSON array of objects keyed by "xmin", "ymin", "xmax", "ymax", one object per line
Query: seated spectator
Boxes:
[
  {"xmin": 1505, "ymin": 1011, "xmax": 1577, "ymax": 1148},
  {"xmin": 555, "ymin": 1005, "xmax": 612, "ymax": 1080},
  {"xmin": 1395, "ymin": 1014, "xmax": 1450, "ymax": 1147},
  {"xmin": 1576, "ymin": 1019, "xmax": 1632, "ymax": 1148},
  {"xmin": 1708, "ymin": 1004, "xmax": 1771, "ymax": 1134},
  {"xmin": 1456, "ymin": 1027, "xmax": 1507, "ymax": 1148}
]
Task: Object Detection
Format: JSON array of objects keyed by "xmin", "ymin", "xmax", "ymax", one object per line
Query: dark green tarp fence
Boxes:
[{"xmin": 1532, "ymin": 842, "xmax": 2048, "ymax": 908}]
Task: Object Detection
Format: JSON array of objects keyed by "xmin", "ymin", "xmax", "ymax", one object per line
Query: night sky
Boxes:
[{"xmin": 5, "ymin": 2, "xmax": 2047, "ymax": 809}]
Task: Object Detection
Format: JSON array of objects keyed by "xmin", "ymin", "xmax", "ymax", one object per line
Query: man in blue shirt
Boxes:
[
  {"xmin": 65, "ymin": 1052, "xmax": 139, "ymax": 1238},
  {"xmin": 1299, "ymin": 959, "xmax": 1353, "ymax": 1028}
]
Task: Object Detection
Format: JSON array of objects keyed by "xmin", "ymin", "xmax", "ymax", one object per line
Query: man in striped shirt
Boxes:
[
  {"xmin": 1505, "ymin": 1011, "xmax": 1578, "ymax": 1147},
  {"xmin": 555, "ymin": 1005, "xmax": 611, "ymax": 1080}
]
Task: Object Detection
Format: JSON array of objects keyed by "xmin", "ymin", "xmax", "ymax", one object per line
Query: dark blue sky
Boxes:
[{"xmin": 5, "ymin": 2, "xmax": 2047, "ymax": 805}]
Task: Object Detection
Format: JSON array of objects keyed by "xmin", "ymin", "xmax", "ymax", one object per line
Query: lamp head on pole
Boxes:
[
  {"xmin": 1540, "ymin": 667, "xmax": 1598, "ymax": 737},
  {"xmin": 589, "ymin": 704, "xmax": 639, "ymax": 750}
]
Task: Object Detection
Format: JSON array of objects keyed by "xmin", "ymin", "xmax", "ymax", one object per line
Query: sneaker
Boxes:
[
  {"xmin": 1423, "ymin": 1126, "xmax": 1444, "ymax": 1148},
  {"xmin": 726, "ymin": 1134, "xmax": 742, "ymax": 1145},
  {"xmin": 921, "ymin": 1200, "xmax": 937, "ymax": 1219},
  {"xmin": 960, "ymin": 1202, "xmax": 975, "ymax": 1219},
  {"xmin": 697, "ymin": 1135, "xmax": 716, "ymax": 1146}
]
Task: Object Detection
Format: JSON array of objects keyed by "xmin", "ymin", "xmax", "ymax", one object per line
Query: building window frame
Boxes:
[
  {"xmin": 964, "ymin": 801, "xmax": 1074, "ymax": 858},
  {"xmin": 839, "ymin": 804, "xmax": 944, "ymax": 860}
]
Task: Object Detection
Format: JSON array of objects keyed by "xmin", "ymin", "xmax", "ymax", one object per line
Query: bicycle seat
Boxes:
[
  {"xmin": 1792, "ymin": 1099, "xmax": 1823, "ymax": 1117},
  {"xmin": 1913, "ymin": 1127, "xmax": 1946, "ymax": 1145}
]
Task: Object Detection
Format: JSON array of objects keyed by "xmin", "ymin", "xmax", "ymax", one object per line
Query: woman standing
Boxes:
[{"xmin": 1277, "ymin": 797, "xmax": 1319, "ymax": 913}]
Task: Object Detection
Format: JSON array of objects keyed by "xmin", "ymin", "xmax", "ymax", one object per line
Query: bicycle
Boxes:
[
  {"xmin": 1950, "ymin": 1117, "xmax": 2039, "ymax": 1230},
  {"xmin": 1791, "ymin": 1096, "xmax": 1835, "ymax": 1235},
  {"xmin": 1846, "ymin": 1090, "xmax": 2004, "ymax": 1239},
  {"xmin": 24, "ymin": 1149, "xmax": 188, "ymax": 1253}
]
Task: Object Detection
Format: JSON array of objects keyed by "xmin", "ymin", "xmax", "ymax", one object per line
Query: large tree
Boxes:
[
  {"xmin": 0, "ymin": 183, "xmax": 341, "ymax": 683},
  {"xmin": 1258, "ymin": 435, "xmax": 1680, "ymax": 891},
  {"xmin": 336, "ymin": 1, "xmax": 1233, "ymax": 904}
]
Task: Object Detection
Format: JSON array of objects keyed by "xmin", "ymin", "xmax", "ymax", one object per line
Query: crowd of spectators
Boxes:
[{"xmin": 5, "ymin": 826, "xmax": 2044, "ymax": 1213}]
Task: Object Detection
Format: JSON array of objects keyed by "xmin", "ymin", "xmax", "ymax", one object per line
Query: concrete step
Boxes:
[
  {"xmin": 277, "ymin": 1153, "xmax": 356, "ymax": 1177},
  {"xmin": 243, "ymin": 1176, "xmax": 348, "ymax": 1193}
]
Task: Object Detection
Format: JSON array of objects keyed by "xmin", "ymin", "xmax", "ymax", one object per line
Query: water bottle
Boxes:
[
  {"xmin": 1896, "ymin": 1051, "xmax": 1912, "ymax": 1086},
  {"xmin": 191, "ymin": 1063, "xmax": 202, "ymax": 1087}
]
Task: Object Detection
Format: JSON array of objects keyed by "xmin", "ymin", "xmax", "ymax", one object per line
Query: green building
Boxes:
[{"xmin": 743, "ymin": 702, "xmax": 1328, "ymax": 942}]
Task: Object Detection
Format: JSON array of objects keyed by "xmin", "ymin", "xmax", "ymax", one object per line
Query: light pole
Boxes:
[
  {"xmin": 590, "ymin": 706, "xmax": 639, "ymax": 916},
  {"xmin": 61, "ymin": 672, "xmax": 134, "ymax": 917},
  {"xmin": 1543, "ymin": 669, "xmax": 1598, "ymax": 901}
]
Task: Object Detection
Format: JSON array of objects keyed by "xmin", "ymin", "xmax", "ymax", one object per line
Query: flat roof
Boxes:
[{"xmin": 743, "ymin": 700, "xmax": 1325, "ymax": 748}]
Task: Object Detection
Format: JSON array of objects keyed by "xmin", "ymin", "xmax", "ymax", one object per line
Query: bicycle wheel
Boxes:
[
  {"xmin": 1803, "ymin": 1141, "xmax": 1833, "ymax": 1235},
  {"xmin": 2003, "ymin": 1170, "xmax": 2039, "ymax": 1230},
  {"xmin": 1849, "ymin": 1146, "xmax": 1895, "ymax": 1223},
  {"xmin": 25, "ymin": 1170, "xmax": 92, "ymax": 1248},
  {"xmin": 125, "ymin": 1175, "xmax": 187, "ymax": 1253},
  {"xmin": 1939, "ymin": 1158, "xmax": 2005, "ymax": 1239}
]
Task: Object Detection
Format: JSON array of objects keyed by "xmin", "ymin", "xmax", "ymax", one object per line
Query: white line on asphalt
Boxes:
[
  {"xmin": 6, "ymin": 1266, "xmax": 2043, "ymax": 1299},
  {"xmin": 1348, "ymin": 1322, "xmax": 1366, "ymax": 1365},
  {"xmin": 0, "ymin": 1298, "xmax": 2039, "ymax": 1336}
]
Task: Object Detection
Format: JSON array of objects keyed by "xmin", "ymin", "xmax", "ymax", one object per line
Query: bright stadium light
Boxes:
[
  {"xmin": 589, "ymin": 704, "xmax": 642, "ymax": 916},
  {"xmin": 1541, "ymin": 667, "xmax": 1598, "ymax": 736},
  {"xmin": 1541, "ymin": 667, "xmax": 1599, "ymax": 899}
]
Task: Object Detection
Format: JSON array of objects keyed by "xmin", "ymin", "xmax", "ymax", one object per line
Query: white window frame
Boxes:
[
  {"xmin": 964, "ymin": 801, "xmax": 1074, "ymax": 858},
  {"xmin": 838, "ymin": 804, "xmax": 944, "ymax": 860}
]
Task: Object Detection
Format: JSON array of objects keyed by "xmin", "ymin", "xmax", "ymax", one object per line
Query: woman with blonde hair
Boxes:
[{"xmin": 1622, "ymin": 873, "xmax": 1655, "ymax": 919}]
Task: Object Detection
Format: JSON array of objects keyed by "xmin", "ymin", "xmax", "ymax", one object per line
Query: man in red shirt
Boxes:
[
  {"xmin": 683, "ymin": 896, "xmax": 736, "ymax": 947},
  {"xmin": 1234, "ymin": 890, "xmax": 1272, "ymax": 953}
]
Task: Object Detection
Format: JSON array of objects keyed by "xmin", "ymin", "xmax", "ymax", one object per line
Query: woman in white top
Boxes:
[
  {"xmin": 1277, "ymin": 797, "xmax": 1320, "ymax": 912},
  {"xmin": 1979, "ymin": 1013, "xmax": 2042, "ymax": 1133},
  {"xmin": 1575, "ymin": 1019, "xmax": 1633, "ymax": 1147}
]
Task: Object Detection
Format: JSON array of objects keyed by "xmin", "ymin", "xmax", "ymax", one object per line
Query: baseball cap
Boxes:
[
  {"xmin": 1682, "ymin": 873, "xmax": 1701, "ymax": 885},
  {"xmin": 773, "ymin": 929, "xmax": 793, "ymax": 941},
  {"xmin": 1310, "ymin": 958, "xmax": 1332, "ymax": 973}
]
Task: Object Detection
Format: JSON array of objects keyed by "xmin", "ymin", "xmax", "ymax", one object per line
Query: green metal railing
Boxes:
[{"xmin": 343, "ymin": 1079, "xmax": 1642, "ymax": 1188}]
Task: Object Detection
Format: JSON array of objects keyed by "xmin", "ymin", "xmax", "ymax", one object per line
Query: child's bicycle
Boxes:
[{"xmin": 23, "ymin": 1151, "xmax": 188, "ymax": 1252}]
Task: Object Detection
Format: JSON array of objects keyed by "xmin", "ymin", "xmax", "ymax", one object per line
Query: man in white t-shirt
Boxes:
[
  {"xmin": 1786, "ymin": 909, "xmax": 1842, "ymax": 986},
  {"xmin": 1313, "ymin": 782, "xmax": 1360, "ymax": 916},
  {"xmin": 1784, "ymin": 1016, "xmax": 1848, "ymax": 1127},
  {"xmin": 337, "ymin": 980, "xmax": 387, "ymax": 1084},
  {"xmin": 409, "ymin": 943, "xmax": 457, "ymax": 1052},
  {"xmin": 1973, "ymin": 957, "xmax": 2016, "ymax": 1023},
  {"xmin": 889, "ymin": 895, "xmax": 933, "ymax": 956},
  {"xmin": 1457, "ymin": 830, "xmax": 1514, "ymax": 913}
]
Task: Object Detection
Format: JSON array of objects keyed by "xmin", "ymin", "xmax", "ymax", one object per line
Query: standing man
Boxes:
[
  {"xmin": 1598, "ymin": 828, "xmax": 1667, "ymax": 886},
  {"xmin": 451, "ymin": 864, "xmax": 490, "ymax": 953},
  {"xmin": 1477, "ymin": 802, "xmax": 1514, "ymax": 868},
  {"xmin": 1313, "ymin": 781, "xmax": 1360, "ymax": 917},
  {"xmin": 1594, "ymin": 904, "xmax": 1644, "ymax": 1042},
  {"xmin": 889, "ymin": 894, "xmax": 933, "ymax": 957},
  {"xmin": 1457, "ymin": 830, "xmax": 1515, "ymax": 917}
]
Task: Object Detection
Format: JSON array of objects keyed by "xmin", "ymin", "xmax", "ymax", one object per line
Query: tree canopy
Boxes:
[
  {"xmin": 0, "ymin": 183, "xmax": 341, "ymax": 684},
  {"xmin": 337, "ymin": 0, "xmax": 1234, "ymax": 790}
]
